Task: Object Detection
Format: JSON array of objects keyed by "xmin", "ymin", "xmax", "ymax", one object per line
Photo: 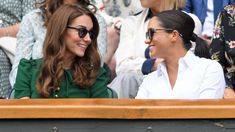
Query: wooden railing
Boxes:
[{"xmin": 0, "ymin": 99, "xmax": 235, "ymax": 119}]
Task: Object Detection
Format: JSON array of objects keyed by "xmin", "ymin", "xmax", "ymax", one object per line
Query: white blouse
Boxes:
[{"xmin": 136, "ymin": 51, "xmax": 225, "ymax": 99}]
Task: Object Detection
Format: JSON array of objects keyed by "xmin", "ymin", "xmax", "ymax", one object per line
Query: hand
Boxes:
[
  {"xmin": 20, "ymin": 97, "xmax": 30, "ymax": 99},
  {"xmin": 224, "ymin": 88, "xmax": 235, "ymax": 98}
]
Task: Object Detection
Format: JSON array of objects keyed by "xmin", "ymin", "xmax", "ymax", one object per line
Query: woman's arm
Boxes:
[
  {"xmin": 14, "ymin": 59, "xmax": 32, "ymax": 99},
  {"xmin": 199, "ymin": 61, "xmax": 225, "ymax": 99},
  {"xmin": 9, "ymin": 10, "xmax": 40, "ymax": 87},
  {"xmin": 0, "ymin": 24, "xmax": 19, "ymax": 37},
  {"xmin": 90, "ymin": 67, "xmax": 109, "ymax": 98}
]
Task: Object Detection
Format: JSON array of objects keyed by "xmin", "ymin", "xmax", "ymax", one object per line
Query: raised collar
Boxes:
[
  {"xmin": 144, "ymin": 9, "xmax": 154, "ymax": 22},
  {"xmin": 157, "ymin": 51, "xmax": 197, "ymax": 76}
]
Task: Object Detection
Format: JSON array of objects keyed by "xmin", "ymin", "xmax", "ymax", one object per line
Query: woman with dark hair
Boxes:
[
  {"xmin": 14, "ymin": 4, "xmax": 109, "ymax": 99},
  {"xmin": 136, "ymin": 10, "xmax": 225, "ymax": 99},
  {"xmin": 110, "ymin": 0, "xmax": 202, "ymax": 98},
  {"xmin": 10, "ymin": 0, "xmax": 108, "ymax": 88}
]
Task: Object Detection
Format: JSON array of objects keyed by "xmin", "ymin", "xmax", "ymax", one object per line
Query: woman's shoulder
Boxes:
[
  {"xmin": 196, "ymin": 57, "xmax": 223, "ymax": 72},
  {"xmin": 23, "ymin": 8, "xmax": 43, "ymax": 18},
  {"xmin": 184, "ymin": 52, "xmax": 222, "ymax": 72},
  {"xmin": 21, "ymin": 8, "xmax": 44, "ymax": 25}
]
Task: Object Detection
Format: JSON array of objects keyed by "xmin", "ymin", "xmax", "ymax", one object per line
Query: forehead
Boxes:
[
  {"xmin": 63, "ymin": 0, "xmax": 79, "ymax": 4},
  {"xmin": 148, "ymin": 16, "xmax": 162, "ymax": 28},
  {"xmin": 70, "ymin": 15, "xmax": 93, "ymax": 29}
]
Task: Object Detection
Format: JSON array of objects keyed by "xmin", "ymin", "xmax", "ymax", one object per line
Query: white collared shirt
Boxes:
[{"xmin": 136, "ymin": 51, "xmax": 225, "ymax": 99}]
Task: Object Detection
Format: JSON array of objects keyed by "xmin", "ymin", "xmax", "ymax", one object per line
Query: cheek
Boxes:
[
  {"xmin": 64, "ymin": 32, "xmax": 79, "ymax": 44},
  {"xmin": 150, "ymin": 38, "xmax": 166, "ymax": 57},
  {"xmin": 64, "ymin": 34, "xmax": 77, "ymax": 49}
]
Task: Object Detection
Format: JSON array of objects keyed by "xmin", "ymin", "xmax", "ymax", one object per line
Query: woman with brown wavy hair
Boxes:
[
  {"xmin": 14, "ymin": 4, "xmax": 109, "ymax": 98},
  {"xmin": 10, "ymin": 0, "xmax": 108, "ymax": 89}
]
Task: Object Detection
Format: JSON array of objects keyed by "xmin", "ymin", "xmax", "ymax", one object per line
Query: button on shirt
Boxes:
[{"xmin": 136, "ymin": 51, "xmax": 225, "ymax": 99}]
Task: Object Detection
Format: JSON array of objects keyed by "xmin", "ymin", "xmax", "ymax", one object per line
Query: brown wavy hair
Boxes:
[
  {"xmin": 37, "ymin": 0, "xmax": 96, "ymax": 27},
  {"xmin": 37, "ymin": 4, "xmax": 100, "ymax": 97}
]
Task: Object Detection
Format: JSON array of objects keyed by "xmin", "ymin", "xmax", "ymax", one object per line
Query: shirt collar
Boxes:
[
  {"xmin": 179, "ymin": 51, "xmax": 197, "ymax": 70},
  {"xmin": 144, "ymin": 9, "xmax": 154, "ymax": 22},
  {"xmin": 157, "ymin": 51, "xmax": 197, "ymax": 75}
]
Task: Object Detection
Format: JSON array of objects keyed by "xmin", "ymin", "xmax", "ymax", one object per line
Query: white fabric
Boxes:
[
  {"xmin": 186, "ymin": 12, "xmax": 202, "ymax": 36},
  {"xmin": 0, "ymin": 37, "xmax": 16, "ymax": 64},
  {"xmin": 112, "ymin": 9, "xmax": 202, "ymax": 98},
  {"xmin": 108, "ymin": 72, "xmax": 143, "ymax": 98},
  {"xmin": 136, "ymin": 51, "xmax": 225, "ymax": 99},
  {"xmin": 186, "ymin": 12, "xmax": 202, "ymax": 52},
  {"xmin": 115, "ymin": 8, "xmax": 149, "ymax": 75},
  {"xmin": 110, "ymin": 9, "xmax": 150, "ymax": 98},
  {"xmin": 202, "ymin": 0, "xmax": 214, "ymax": 37},
  {"xmin": 115, "ymin": 9, "xmax": 202, "ymax": 75}
]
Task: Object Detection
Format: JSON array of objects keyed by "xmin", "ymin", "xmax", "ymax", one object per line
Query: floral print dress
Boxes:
[{"xmin": 210, "ymin": 4, "xmax": 235, "ymax": 89}]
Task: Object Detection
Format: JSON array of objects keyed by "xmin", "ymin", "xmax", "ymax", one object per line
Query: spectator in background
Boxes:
[
  {"xmin": 0, "ymin": 0, "xmax": 39, "ymax": 99},
  {"xmin": 109, "ymin": 0, "xmax": 202, "ymax": 98},
  {"xmin": 183, "ymin": 0, "xmax": 235, "ymax": 44},
  {"xmin": 210, "ymin": 4, "xmax": 235, "ymax": 98},
  {"xmin": 0, "ymin": 0, "xmax": 40, "ymax": 37},
  {"xmin": 14, "ymin": 4, "xmax": 109, "ymax": 99},
  {"xmin": 136, "ymin": 10, "xmax": 225, "ymax": 99},
  {"xmin": 92, "ymin": 0, "xmax": 143, "ymax": 80},
  {"xmin": 10, "ymin": 0, "xmax": 108, "ymax": 88}
]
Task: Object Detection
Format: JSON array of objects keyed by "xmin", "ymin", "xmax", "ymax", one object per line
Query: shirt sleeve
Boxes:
[
  {"xmin": 90, "ymin": 67, "xmax": 109, "ymax": 98},
  {"xmin": 14, "ymin": 58, "xmax": 32, "ymax": 99},
  {"xmin": 209, "ymin": 7, "xmax": 232, "ymax": 87},
  {"xmin": 209, "ymin": 11, "xmax": 226, "ymax": 68},
  {"xmin": 135, "ymin": 78, "xmax": 148, "ymax": 99},
  {"xmin": 9, "ymin": 11, "xmax": 37, "ymax": 87},
  {"xmin": 199, "ymin": 61, "xmax": 225, "ymax": 99},
  {"xmin": 115, "ymin": 16, "xmax": 146, "ymax": 74},
  {"xmin": 96, "ymin": 14, "xmax": 107, "ymax": 66}
]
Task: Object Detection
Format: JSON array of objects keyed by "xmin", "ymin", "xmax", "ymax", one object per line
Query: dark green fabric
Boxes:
[{"xmin": 14, "ymin": 58, "xmax": 109, "ymax": 99}]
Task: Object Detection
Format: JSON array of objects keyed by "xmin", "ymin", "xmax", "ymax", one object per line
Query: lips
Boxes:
[{"xmin": 77, "ymin": 43, "xmax": 88, "ymax": 49}]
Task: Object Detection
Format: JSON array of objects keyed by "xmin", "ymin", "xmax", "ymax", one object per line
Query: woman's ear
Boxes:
[{"xmin": 171, "ymin": 30, "xmax": 181, "ymax": 42}]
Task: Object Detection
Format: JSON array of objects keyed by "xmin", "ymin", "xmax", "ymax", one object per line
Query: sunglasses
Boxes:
[
  {"xmin": 146, "ymin": 28, "xmax": 173, "ymax": 42},
  {"xmin": 67, "ymin": 25, "xmax": 94, "ymax": 39}
]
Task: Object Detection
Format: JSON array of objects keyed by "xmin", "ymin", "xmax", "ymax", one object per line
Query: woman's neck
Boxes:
[
  {"xmin": 150, "ymin": 1, "xmax": 165, "ymax": 15},
  {"xmin": 150, "ymin": 8, "xmax": 161, "ymax": 15},
  {"xmin": 164, "ymin": 48, "xmax": 187, "ymax": 89}
]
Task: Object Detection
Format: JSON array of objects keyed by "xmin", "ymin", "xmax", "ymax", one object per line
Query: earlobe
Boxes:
[{"xmin": 171, "ymin": 31, "xmax": 179, "ymax": 42}]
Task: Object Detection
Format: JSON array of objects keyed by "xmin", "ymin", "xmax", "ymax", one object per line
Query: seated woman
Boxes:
[
  {"xmin": 10, "ymin": 0, "xmax": 108, "ymax": 88},
  {"xmin": 14, "ymin": 4, "xmax": 109, "ymax": 99},
  {"xmin": 209, "ymin": 4, "xmax": 235, "ymax": 98},
  {"xmin": 136, "ymin": 10, "xmax": 225, "ymax": 99}
]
